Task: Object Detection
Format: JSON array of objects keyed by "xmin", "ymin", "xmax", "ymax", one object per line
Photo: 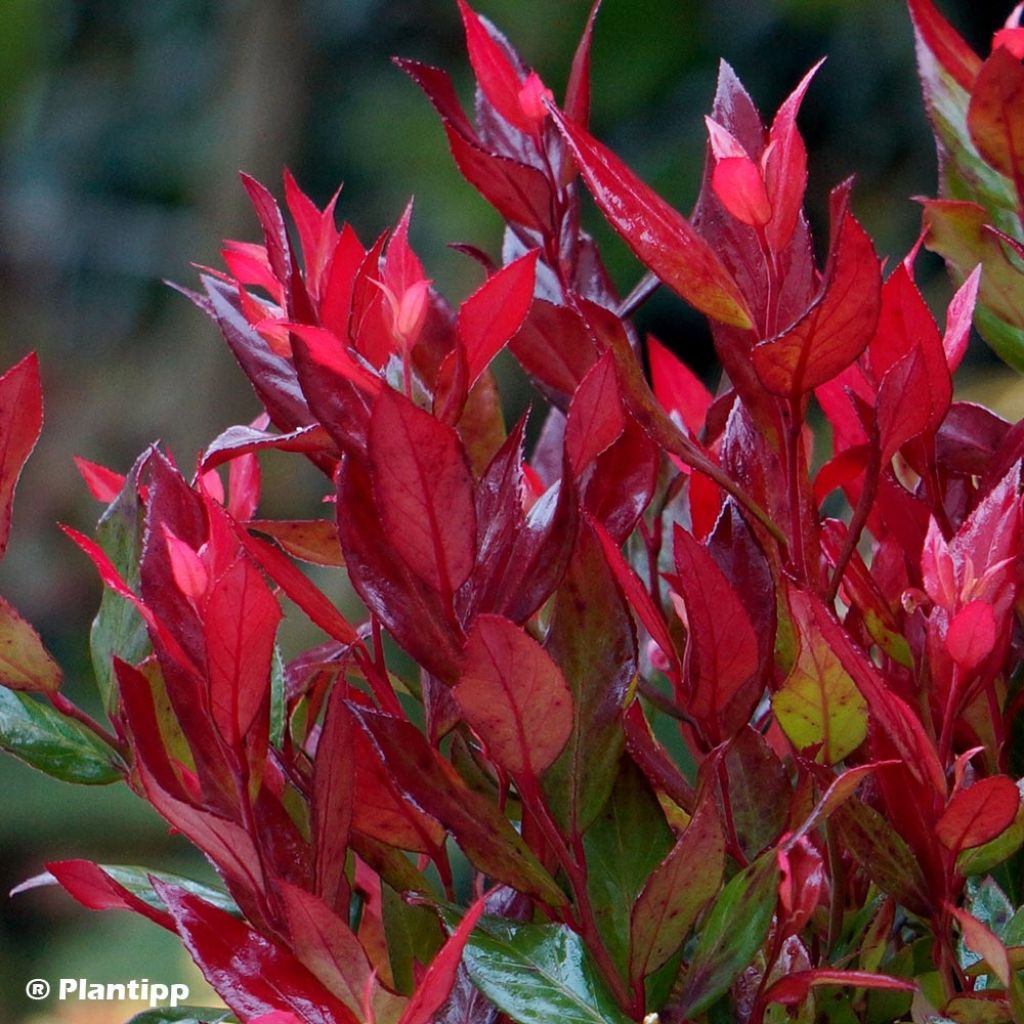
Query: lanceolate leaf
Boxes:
[
  {"xmin": 0, "ymin": 596, "xmax": 61, "ymax": 692},
  {"xmin": 153, "ymin": 882, "xmax": 359, "ymax": 1024},
  {"xmin": 204, "ymin": 556, "xmax": 282, "ymax": 746},
  {"xmin": 565, "ymin": 352, "xmax": 625, "ymax": 476},
  {"xmin": 548, "ymin": 107, "xmax": 754, "ymax": 329},
  {"xmin": 459, "ymin": 250, "xmax": 538, "ymax": 387},
  {"xmin": 352, "ymin": 706, "xmax": 567, "ymax": 906},
  {"xmin": 675, "ymin": 853, "xmax": 779, "ymax": 1017},
  {"xmin": 630, "ymin": 794, "xmax": 725, "ymax": 982},
  {"xmin": 0, "ymin": 687, "xmax": 121, "ymax": 784},
  {"xmin": 672, "ymin": 524, "xmax": 759, "ymax": 738},
  {"xmin": 967, "ymin": 48, "xmax": 1024, "ymax": 187},
  {"xmin": 752, "ymin": 184, "xmax": 881, "ymax": 395},
  {"xmin": 456, "ymin": 916, "xmax": 634, "ymax": 1024},
  {"xmin": 455, "ymin": 614, "xmax": 573, "ymax": 778},
  {"xmin": 368, "ymin": 388, "xmax": 477, "ymax": 599},
  {"xmin": 0, "ymin": 352, "xmax": 43, "ymax": 560}
]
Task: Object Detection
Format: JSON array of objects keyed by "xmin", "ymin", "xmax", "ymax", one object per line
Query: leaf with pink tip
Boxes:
[{"xmin": 0, "ymin": 353, "xmax": 43, "ymax": 561}]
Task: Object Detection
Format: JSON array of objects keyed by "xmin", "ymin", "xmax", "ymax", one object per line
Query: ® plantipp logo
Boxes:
[{"xmin": 25, "ymin": 977, "xmax": 190, "ymax": 1008}]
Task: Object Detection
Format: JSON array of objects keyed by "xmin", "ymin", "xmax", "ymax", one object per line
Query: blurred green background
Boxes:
[{"xmin": 0, "ymin": 0, "xmax": 1015, "ymax": 1021}]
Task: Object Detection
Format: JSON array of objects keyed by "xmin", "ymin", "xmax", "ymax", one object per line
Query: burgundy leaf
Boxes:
[
  {"xmin": 763, "ymin": 970, "xmax": 915, "ymax": 1008},
  {"xmin": 368, "ymin": 389, "xmax": 477, "ymax": 601}
]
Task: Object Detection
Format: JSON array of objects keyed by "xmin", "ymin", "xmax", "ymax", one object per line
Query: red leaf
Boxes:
[
  {"xmin": 239, "ymin": 531, "xmax": 356, "ymax": 644},
  {"xmin": 458, "ymin": 250, "xmax": 538, "ymax": 387},
  {"xmin": 936, "ymin": 775, "xmax": 1020, "ymax": 853},
  {"xmin": 336, "ymin": 457, "xmax": 463, "ymax": 683},
  {"xmin": 945, "ymin": 599, "xmax": 997, "ymax": 671},
  {"xmin": 0, "ymin": 353, "xmax": 43, "ymax": 561},
  {"xmin": 319, "ymin": 223, "xmax": 366, "ymax": 338},
  {"xmin": 47, "ymin": 860, "xmax": 174, "ymax": 930},
  {"xmin": 563, "ymin": 1, "xmax": 602, "ymax": 128},
  {"xmin": 399, "ymin": 897, "xmax": 486, "ymax": 1024},
  {"xmin": 565, "ymin": 351, "xmax": 625, "ymax": 475},
  {"xmin": 74, "ymin": 456, "xmax": 126, "ymax": 504},
  {"xmin": 943, "ymin": 265, "xmax": 981, "ymax": 372},
  {"xmin": 949, "ymin": 907, "xmax": 1013, "ymax": 987},
  {"xmin": 548, "ymin": 106, "xmax": 754, "ymax": 329},
  {"xmin": 752, "ymin": 184, "xmax": 881, "ymax": 395},
  {"xmin": 968, "ymin": 47, "xmax": 1024, "ymax": 183},
  {"xmin": 589, "ymin": 514, "xmax": 677, "ymax": 673},
  {"xmin": 311, "ymin": 685, "xmax": 355, "ymax": 909},
  {"xmin": 368, "ymin": 388, "xmax": 476, "ymax": 599},
  {"xmin": 510, "ymin": 299, "xmax": 598, "ymax": 397},
  {"xmin": 672, "ymin": 524, "xmax": 759, "ymax": 734},
  {"xmin": 877, "ymin": 347, "xmax": 934, "ymax": 460},
  {"xmin": 764, "ymin": 969, "xmax": 915, "ymax": 1007},
  {"xmin": 908, "ymin": 0, "xmax": 981, "ymax": 94},
  {"xmin": 457, "ymin": 0, "xmax": 533, "ymax": 133},
  {"xmin": 456, "ymin": 614, "xmax": 573, "ymax": 778},
  {"xmin": 763, "ymin": 60, "xmax": 823, "ymax": 252},
  {"xmin": 276, "ymin": 881, "xmax": 377, "ymax": 1020},
  {"xmin": 204, "ymin": 556, "xmax": 282, "ymax": 745},
  {"xmin": 203, "ymin": 424, "xmax": 336, "ymax": 474},
  {"xmin": 647, "ymin": 335, "xmax": 712, "ymax": 436},
  {"xmin": 153, "ymin": 881, "xmax": 359, "ymax": 1024}
]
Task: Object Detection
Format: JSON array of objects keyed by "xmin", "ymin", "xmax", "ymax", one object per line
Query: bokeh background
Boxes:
[{"xmin": 1, "ymin": 0, "xmax": 1019, "ymax": 1021}]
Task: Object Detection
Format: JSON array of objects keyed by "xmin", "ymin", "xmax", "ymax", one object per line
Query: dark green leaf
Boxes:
[
  {"xmin": 459, "ymin": 916, "xmax": 634, "ymax": 1024},
  {"xmin": 583, "ymin": 759, "xmax": 673, "ymax": 976},
  {"xmin": 676, "ymin": 853, "xmax": 779, "ymax": 1017},
  {"xmin": 0, "ymin": 687, "xmax": 122, "ymax": 784},
  {"xmin": 383, "ymin": 881, "xmax": 444, "ymax": 995},
  {"xmin": 543, "ymin": 526, "xmax": 636, "ymax": 838}
]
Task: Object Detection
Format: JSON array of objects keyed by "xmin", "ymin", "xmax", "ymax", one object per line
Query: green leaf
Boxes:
[
  {"xmin": 124, "ymin": 1008, "xmax": 233, "ymax": 1024},
  {"xmin": 772, "ymin": 588, "xmax": 868, "ymax": 765},
  {"xmin": 382, "ymin": 882, "xmax": 443, "ymax": 995},
  {"xmin": 269, "ymin": 644, "xmax": 285, "ymax": 748},
  {"xmin": 89, "ymin": 463, "xmax": 149, "ymax": 713},
  {"xmin": 676, "ymin": 852, "xmax": 779, "ymax": 1017},
  {"xmin": 582, "ymin": 759, "xmax": 673, "ymax": 976},
  {"xmin": 543, "ymin": 527, "xmax": 636, "ymax": 838},
  {"xmin": 458, "ymin": 916, "xmax": 633, "ymax": 1024},
  {"xmin": 0, "ymin": 686, "xmax": 122, "ymax": 783},
  {"xmin": 20, "ymin": 863, "xmax": 242, "ymax": 919},
  {"xmin": 0, "ymin": 595, "xmax": 61, "ymax": 691}
]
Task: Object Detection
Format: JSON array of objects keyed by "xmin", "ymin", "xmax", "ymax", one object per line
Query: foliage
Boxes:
[{"xmin": 1, "ymin": 2, "xmax": 1023, "ymax": 1023}]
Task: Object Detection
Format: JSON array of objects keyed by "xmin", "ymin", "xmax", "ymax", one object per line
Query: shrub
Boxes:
[{"xmin": 1, "ymin": 2, "xmax": 1023, "ymax": 1023}]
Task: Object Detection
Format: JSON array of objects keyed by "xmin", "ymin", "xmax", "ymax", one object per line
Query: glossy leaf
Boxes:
[
  {"xmin": 676, "ymin": 853, "xmax": 779, "ymax": 1017},
  {"xmin": 459, "ymin": 250, "xmax": 538, "ymax": 387},
  {"xmin": 565, "ymin": 352, "xmax": 625, "ymax": 476},
  {"xmin": 548, "ymin": 107, "xmax": 753, "ymax": 329},
  {"xmin": 752, "ymin": 184, "xmax": 880, "ymax": 395},
  {"xmin": 154, "ymin": 882, "xmax": 359, "ymax": 1024},
  {"xmin": 455, "ymin": 614, "xmax": 573, "ymax": 778},
  {"xmin": 457, "ymin": 916, "xmax": 634, "ymax": 1024},
  {"xmin": 0, "ymin": 687, "xmax": 121, "ymax": 784},
  {"xmin": 937, "ymin": 776, "xmax": 1021, "ymax": 853},
  {"xmin": 369, "ymin": 388, "xmax": 476, "ymax": 598}
]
